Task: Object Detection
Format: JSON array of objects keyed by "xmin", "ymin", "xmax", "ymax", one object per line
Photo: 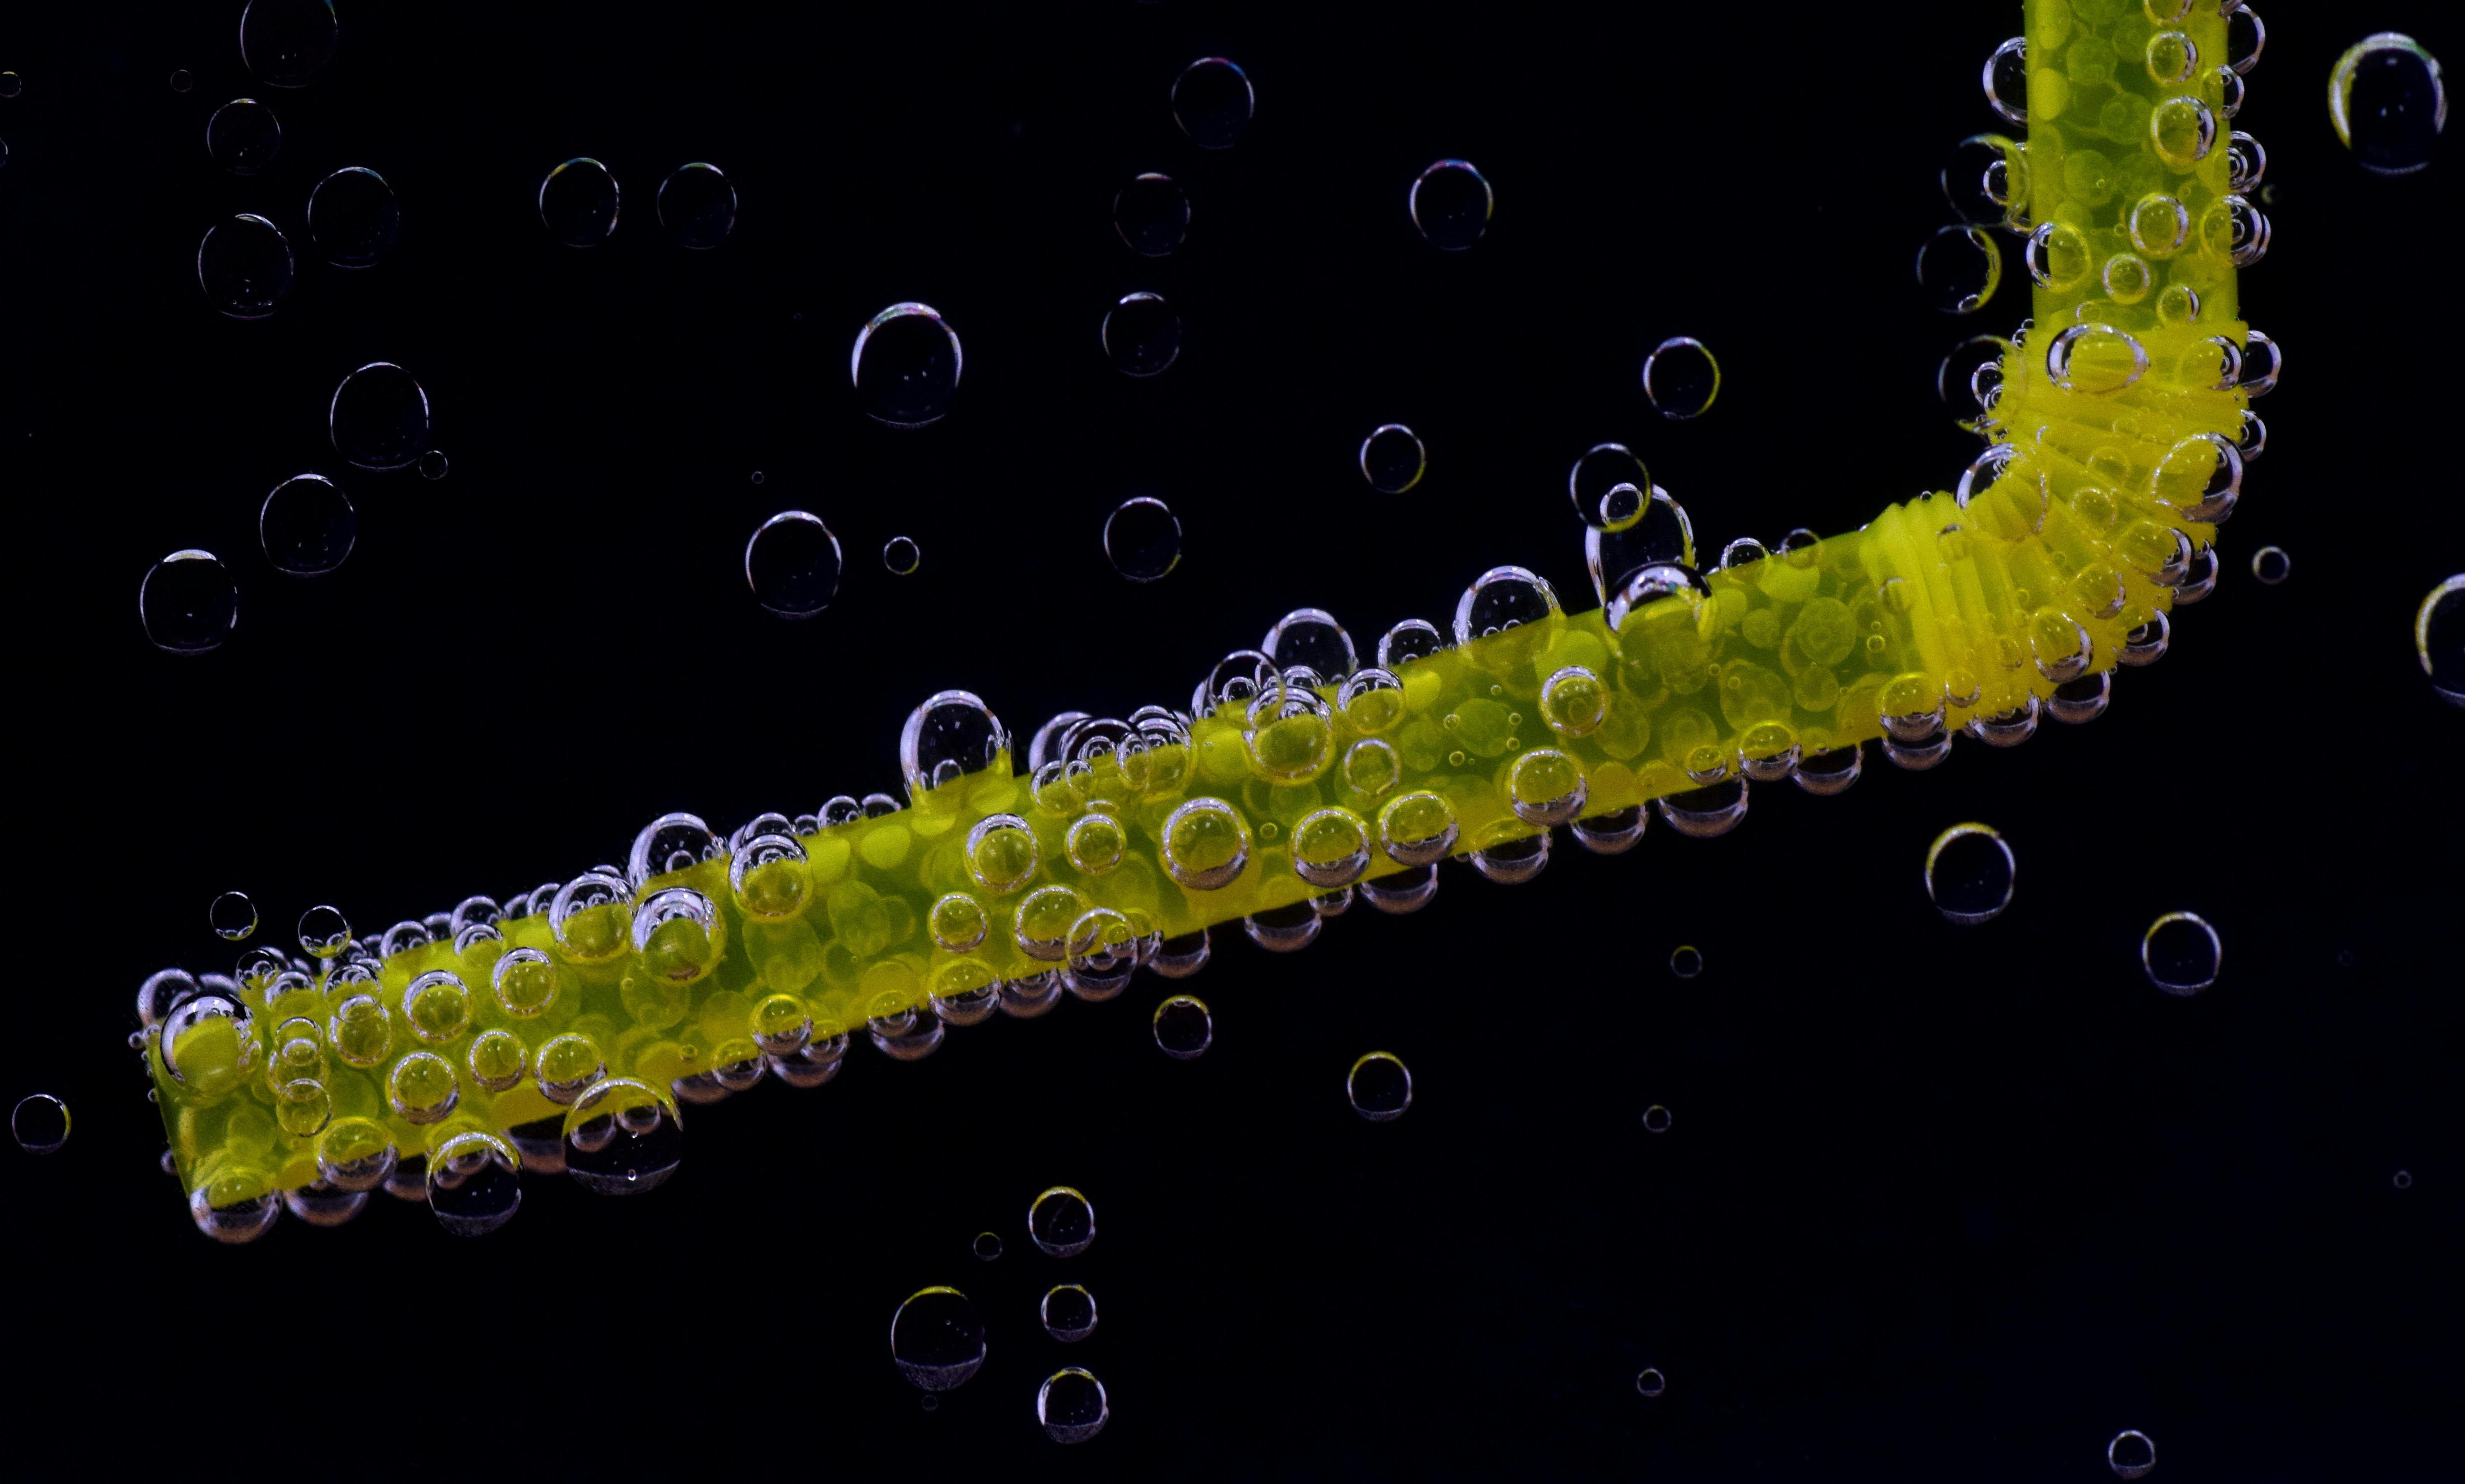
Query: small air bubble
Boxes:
[
  {"xmin": 852, "ymin": 303, "xmax": 963, "ymax": 426},
  {"xmin": 1634, "ymin": 1367, "xmax": 1667, "ymax": 1398},
  {"xmin": 417, "ymin": 450, "xmax": 449, "ymax": 481},
  {"xmin": 2250, "ymin": 545, "xmax": 2290, "ymax": 584},
  {"xmin": 657, "ymin": 162, "xmax": 736, "ymax": 248},
  {"xmin": 1104, "ymin": 496, "xmax": 1181, "ymax": 582},
  {"xmin": 197, "ymin": 214, "xmax": 293, "ymax": 318},
  {"xmin": 1102, "ymin": 291, "xmax": 1181, "ymax": 376},
  {"xmin": 1152, "ymin": 994, "xmax": 1212, "ymax": 1058},
  {"xmin": 1172, "ymin": 57, "xmax": 1254, "ymax": 149},
  {"xmin": 307, "ymin": 167, "xmax": 399, "ymax": 268},
  {"xmin": 259, "ymin": 474, "xmax": 356, "ymax": 575},
  {"xmin": 1041, "ymin": 1284, "xmax": 1098, "ymax": 1342},
  {"xmin": 2331, "ymin": 35, "xmax": 2446, "ymax": 176},
  {"xmin": 1917, "ymin": 225, "xmax": 2002, "ymax": 314},
  {"xmin": 209, "ymin": 890, "xmax": 259, "ymax": 941},
  {"xmin": 540, "ymin": 157, "xmax": 621, "ymax": 246},
  {"xmin": 2393, "ymin": 1169, "xmax": 2414, "ymax": 1190},
  {"xmin": 745, "ymin": 511, "xmax": 843, "ymax": 618},
  {"xmin": 2107, "ymin": 1429, "xmax": 2155, "ymax": 1479},
  {"xmin": 329, "ymin": 362, "xmax": 431, "ymax": 471},
  {"xmin": 1924, "ymin": 824, "xmax": 2015, "ymax": 925},
  {"xmin": 12, "ymin": 1094, "xmax": 70, "ymax": 1155},
  {"xmin": 1409, "ymin": 160, "xmax": 1492, "ymax": 250},
  {"xmin": 2416, "ymin": 576, "xmax": 2463, "ymax": 706},
  {"xmin": 1359, "ymin": 424, "xmax": 1426, "ymax": 494},
  {"xmin": 1346, "ymin": 1051, "xmax": 1412, "ymax": 1121},
  {"xmin": 1669, "ymin": 945, "xmax": 1703, "ymax": 979},
  {"xmin": 169, "ymin": 68, "xmax": 194, "ymax": 93},
  {"xmin": 2142, "ymin": 911, "xmax": 2220, "ymax": 995},
  {"xmin": 1642, "ymin": 336, "xmax": 1721, "ymax": 418},
  {"xmin": 883, "ymin": 536, "xmax": 920, "ymax": 575},
  {"xmin": 1038, "ymin": 1368, "xmax": 1110, "ymax": 1444},
  {"xmin": 1642, "ymin": 1104, "xmax": 1672, "ymax": 1134},
  {"xmin": 972, "ymin": 1230, "xmax": 1003, "ymax": 1261},
  {"xmin": 206, "ymin": 99, "xmax": 281, "ymax": 175},
  {"xmin": 140, "ymin": 550, "xmax": 238, "ymax": 654},
  {"xmin": 1114, "ymin": 172, "xmax": 1189, "ymax": 255}
]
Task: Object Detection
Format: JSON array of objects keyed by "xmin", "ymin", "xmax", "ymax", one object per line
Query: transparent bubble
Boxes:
[
  {"xmin": 1983, "ymin": 36, "xmax": 2026, "ymax": 124},
  {"xmin": 539, "ymin": 157, "xmax": 621, "ymax": 246},
  {"xmin": 427, "ymin": 1131, "xmax": 522, "ymax": 1237},
  {"xmin": 1172, "ymin": 57, "xmax": 1254, "ymax": 149},
  {"xmin": 1924, "ymin": 824, "xmax": 2014, "ymax": 925},
  {"xmin": 208, "ymin": 890, "xmax": 258, "ymax": 941},
  {"xmin": 1605, "ymin": 560, "xmax": 1706, "ymax": 638},
  {"xmin": 1104, "ymin": 495, "xmax": 1181, "ymax": 582},
  {"xmin": 1670, "ymin": 945, "xmax": 1703, "ymax": 979},
  {"xmin": 1453, "ymin": 565, "xmax": 1559, "ymax": 647},
  {"xmin": 11, "ymin": 1094, "xmax": 69, "ymax": 1155},
  {"xmin": 1042, "ymin": 1284, "xmax": 1099, "ymax": 1343},
  {"xmin": 1642, "ymin": 1104, "xmax": 1672, "ymax": 1134},
  {"xmin": 2249, "ymin": 545, "xmax": 2290, "ymax": 585},
  {"xmin": 329, "ymin": 362, "xmax": 430, "ymax": 471},
  {"xmin": 418, "ymin": 450, "xmax": 449, "ymax": 480},
  {"xmin": 135, "ymin": 968, "xmax": 200, "ymax": 1029},
  {"xmin": 1114, "ymin": 172, "xmax": 1189, "ymax": 255},
  {"xmin": 973, "ymin": 1231, "xmax": 1003, "ymax": 1261},
  {"xmin": 745, "ymin": 510, "xmax": 842, "ymax": 617},
  {"xmin": 2142, "ymin": 911, "xmax": 2221, "ymax": 995},
  {"xmin": 1029, "ymin": 1185, "xmax": 1096, "ymax": 1257},
  {"xmin": 1347, "ymin": 1051, "xmax": 1412, "ymax": 1121},
  {"xmin": 1942, "ymin": 134, "xmax": 2028, "ymax": 228},
  {"xmin": 197, "ymin": 213, "xmax": 293, "ymax": 318},
  {"xmin": 883, "ymin": 535, "xmax": 920, "ymax": 575},
  {"xmin": 2418, "ymin": 576, "xmax": 2464, "ymax": 705},
  {"xmin": 2226, "ymin": 6, "xmax": 2265, "ymax": 73},
  {"xmin": 1642, "ymin": 337, "xmax": 1720, "ymax": 419},
  {"xmin": 563, "ymin": 1077, "xmax": 682, "ymax": 1194},
  {"xmin": 893, "ymin": 1287, "xmax": 987, "ymax": 1391},
  {"xmin": 1102, "ymin": 291, "xmax": 1181, "ymax": 376},
  {"xmin": 1410, "ymin": 159, "xmax": 1492, "ymax": 250},
  {"xmin": 1567, "ymin": 443, "xmax": 1648, "ymax": 530},
  {"xmin": 190, "ymin": 1178, "xmax": 281, "ymax": 1245},
  {"xmin": 140, "ymin": 550, "xmax": 238, "ymax": 654},
  {"xmin": 2393, "ymin": 1170, "xmax": 2413, "ymax": 1190},
  {"xmin": 2331, "ymin": 35, "xmax": 2445, "ymax": 175},
  {"xmin": 241, "ymin": 0, "xmax": 338, "ymax": 88},
  {"xmin": 1263, "ymin": 608, "xmax": 1356, "ymax": 679},
  {"xmin": 2108, "ymin": 1429, "xmax": 2156, "ymax": 1480},
  {"xmin": 852, "ymin": 303, "xmax": 962, "ymax": 426},
  {"xmin": 1359, "ymin": 423, "xmax": 1425, "ymax": 494},
  {"xmin": 205, "ymin": 98, "xmax": 281, "ymax": 174},
  {"xmin": 0, "ymin": 73, "xmax": 19, "ymax": 100},
  {"xmin": 307, "ymin": 167, "xmax": 399, "ymax": 268},
  {"xmin": 259, "ymin": 474, "xmax": 355, "ymax": 575},
  {"xmin": 169, "ymin": 68, "xmax": 192, "ymax": 93},
  {"xmin": 1152, "ymin": 994, "xmax": 1212, "ymax": 1058},
  {"xmin": 902, "ymin": 691, "xmax": 1007, "ymax": 799},
  {"xmin": 657, "ymin": 162, "xmax": 736, "ymax": 247},
  {"xmin": 1039, "ymin": 1368, "xmax": 1110, "ymax": 1445},
  {"xmin": 1917, "ymin": 225, "xmax": 2001, "ymax": 314}
]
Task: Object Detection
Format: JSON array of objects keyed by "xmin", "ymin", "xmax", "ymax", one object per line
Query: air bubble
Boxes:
[
  {"xmin": 1102, "ymin": 291, "xmax": 1181, "ymax": 376},
  {"xmin": 1104, "ymin": 496, "xmax": 1181, "ymax": 582},
  {"xmin": 1670, "ymin": 945, "xmax": 1703, "ymax": 979},
  {"xmin": 2107, "ymin": 1429, "xmax": 2156, "ymax": 1479},
  {"xmin": 209, "ymin": 890, "xmax": 258, "ymax": 941},
  {"xmin": 1347, "ymin": 1051, "xmax": 1412, "ymax": 1121},
  {"xmin": 1039, "ymin": 1368, "xmax": 1110, "ymax": 1445},
  {"xmin": 308, "ymin": 167, "xmax": 399, "ymax": 268},
  {"xmin": 197, "ymin": 214, "xmax": 293, "ymax": 318},
  {"xmin": 2250, "ymin": 546, "xmax": 2289, "ymax": 584},
  {"xmin": 1114, "ymin": 172, "xmax": 1189, "ymax": 255},
  {"xmin": 2142, "ymin": 911, "xmax": 2221, "ymax": 995},
  {"xmin": 902, "ymin": 691, "xmax": 1007, "ymax": 799},
  {"xmin": 853, "ymin": 303, "xmax": 962, "ymax": 427},
  {"xmin": 1410, "ymin": 159, "xmax": 1492, "ymax": 250},
  {"xmin": 1924, "ymin": 824, "xmax": 2014, "ymax": 925},
  {"xmin": 562, "ymin": 1077, "xmax": 682, "ymax": 1193},
  {"xmin": 1642, "ymin": 1104, "xmax": 1672, "ymax": 1134},
  {"xmin": 1042, "ymin": 1285, "xmax": 1098, "ymax": 1343},
  {"xmin": 892, "ymin": 1287, "xmax": 987, "ymax": 1391},
  {"xmin": 1635, "ymin": 1368, "xmax": 1668, "ymax": 1398},
  {"xmin": 973, "ymin": 1231, "xmax": 1003, "ymax": 1261},
  {"xmin": 206, "ymin": 99, "xmax": 281, "ymax": 174},
  {"xmin": 12, "ymin": 1094, "xmax": 69, "ymax": 1155},
  {"xmin": 1360, "ymin": 424, "xmax": 1425, "ymax": 493},
  {"xmin": 2418, "ymin": 576, "xmax": 2463, "ymax": 706},
  {"xmin": 657, "ymin": 162, "xmax": 736, "ymax": 248},
  {"xmin": 1917, "ymin": 225, "xmax": 2001, "ymax": 314},
  {"xmin": 1153, "ymin": 995, "xmax": 1212, "ymax": 1058},
  {"xmin": 1983, "ymin": 37, "xmax": 2026, "ymax": 124},
  {"xmin": 883, "ymin": 535, "xmax": 920, "ymax": 575},
  {"xmin": 1263, "ymin": 608, "xmax": 1356, "ymax": 679},
  {"xmin": 1642, "ymin": 337, "xmax": 1720, "ymax": 419},
  {"xmin": 140, "ymin": 551, "xmax": 238, "ymax": 654},
  {"xmin": 259, "ymin": 474, "xmax": 355, "ymax": 575},
  {"xmin": 1172, "ymin": 57, "xmax": 1254, "ymax": 149},
  {"xmin": 745, "ymin": 511, "xmax": 842, "ymax": 617},
  {"xmin": 540, "ymin": 158, "xmax": 620, "ymax": 246},
  {"xmin": 1029, "ymin": 1185, "xmax": 1096, "ymax": 1257},
  {"xmin": 240, "ymin": 0, "xmax": 338, "ymax": 88},
  {"xmin": 329, "ymin": 362, "xmax": 430, "ymax": 471},
  {"xmin": 1567, "ymin": 443, "xmax": 1648, "ymax": 531},
  {"xmin": 418, "ymin": 450, "xmax": 449, "ymax": 480},
  {"xmin": 2332, "ymin": 35, "xmax": 2446, "ymax": 176}
]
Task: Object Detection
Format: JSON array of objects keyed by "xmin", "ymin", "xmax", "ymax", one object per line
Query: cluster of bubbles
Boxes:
[{"xmin": 892, "ymin": 1187, "xmax": 1109, "ymax": 1442}]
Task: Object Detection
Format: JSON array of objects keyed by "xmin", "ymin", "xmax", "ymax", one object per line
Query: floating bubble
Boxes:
[
  {"xmin": 258, "ymin": 474, "xmax": 356, "ymax": 575},
  {"xmin": 1568, "ymin": 443, "xmax": 1648, "ymax": 530},
  {"xmin": 1104, "ymin": 496, "xmax": 1181, "ymax": 582},
  {"xmin": 2393, "ymin": 1170, "xmax": 2413, "ymax": 1190},
  {"xmin": 418, "ymin": 450, "xmax": 448, "ymax": 480},
  {"xmin": 1635, "ymin": 1367, "xmax": 1668, "ymax": 1398},
  {"xmin": 745, "ymin": 511, "xmax": 842, "ymax": 618},
  {"xmin": 1917, "ymin": 225, "xmax": 2001, "ymax": 313},
  {"xmin": 1114, "ymin": 172, "xmax": 1189, "ymax": 255},
  {"xmin": 1153, "ymin": 994, "xmax": 1212, "ymax": 1058},
  {"xmin": 2331, "ymin": 35, "xmax": 2446, "ymax": 175},
  {"xmin": 197, "ymin": 214, "xmax": 293, "ymax": 318},
  {"xmin": 206, "ymin": 98, "xmax": 281, "ymax": 174},
  {"xmin": 1263, "ymin": 607, "xmax": 1356, "ymax": 678},
  {"xmin": 1669, "ymin": 945, "xmax": 1703, "ymax": 979},
  {"xmin": 2142, "ymin": 911, "xmax": 2221, "ymax": 995},
  {"xmin": 1042, "ymin": 1284, "xmax": 1098, "ymax": 1343},
  {"xmin": 209, "ymin": 891, "xmax": 258, "ymax": 941},
  {"xmin": 892, "ymin": 1287, "xmax": 986, "ymax": 1391},
  {"xmin": 169, "ymin": 68, "xmax": 193, "ymax": 93},
  {"xmin": 658, "ymin": 162, "xmax": 736, "ymax": 247},
  {"xmin": 540, "ymin": 158, "xmax": 620, "ymax": 246},
  {"xmin": 329, "ymin": 362, "xmax": 429, "ymax": 471},
  {"xmin": 1029, "ymin": 1185, "xmax": 1096, "ymax": 1257},
  {"xmin": 2419, "ymin": 576, "xmax": 2463, "ymax": 705},
  {"xmin": 297, "ymin": 904, "xmax": 351, "ymax": 960},
  {"xmin": 2107, "ymin": 1429, "xmax": 2155, "ymax": 1480},
  {"xmin": 852, "ymin": 303, "xmax": 962, "ymax": 426},
  {"xmin": 1347, "ymin": 1052, "xmax": 1412, "ymax": 1121},
  {"xmin": 1172, "ymin": 57, "xmax": 1254, "ymax": 149},
  {"xmin": 973, "ymin": 1231, "xmax": 1003, "ymax": 1261},
  {"xmin": 427, "ymin": 1131, "xmax": 522, "ymax": 1236},
  {"xmin": 562, "ymin": 1077, "xmax": 681, "ymax": 1193},
  {"xmin": 1038, "ymin": 1368, "xmax": 1110, "ymax": 1445},
  {"xmin": 1642, "ymin": 336, "xmax": 1720, "ymax": 419},
  {"xmin": 1983, "ymin": 36, "xmax": 2026, "ymax": 125},
  {"xmin": 1642, "ymin": 1104, "xmax": 1672, "ymax": 1134},
  {"xmin": 307, "ymin": 167, "xmax": 399, "ymax": 268},
  {"xmin": 240, "ymin": 0, "xmax": 338, "ymax": 88},
  {"xmin": 1102, "ymin": 291, "xmax": 1181, "ymax": 376},
  {"xmin": 12, "ymin": 1094, "xmax": 70, "ymax": 1155},
  {"xmin": 0, "ymin": 73, "xmax": 19, "ymax": 100},
  {"xmin": 1942, "ymin": 134, "xmax": 2027, "ymax": 227},
  {"xmin": 1359, "ymin": 423, "xmax": 1425, "ymax": 493},
  {"xmin": 1924, "ymin": 824, "xmax": 2015, "ymax": 925},
  {"xmin": 883, "ymin": 535, "xmax": 920, "ymax": 575},
  {"xmin": 2249, "ymin": 545, "xmax": 2289, "ymax": 585},
  {"xmin": 1410, "ymin": 159, "xmax": 1492, "ymax": 250},
  {"xmin": 140, "ymin": 550, "xmax": 238, "ymax": 653}
]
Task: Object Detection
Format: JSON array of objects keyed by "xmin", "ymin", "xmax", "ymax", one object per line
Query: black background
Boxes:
[{"xmin": 2, "ymin": 2, "xmax": 2459, "ymax": 1478}]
